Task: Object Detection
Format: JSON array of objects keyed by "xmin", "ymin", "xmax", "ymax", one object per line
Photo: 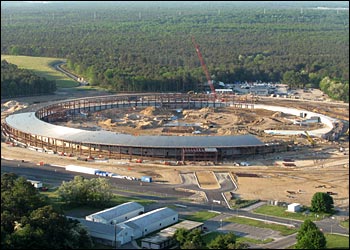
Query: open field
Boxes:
[
  {"xmin": 253, "ymin": 205, "xmax": 329, "ymax": 221},
  {"xmin": 233, "ymin": 161, "xmax": 349, "ymax": 208},
  {"xmin": 325, "ymin": 234, "xmax": 349, "ymax": 249},
  {"xmin": 224, "ymin": 216, "xmax": 298, "ymax": 236},
  {"xmin": 182, "ymin": 211, "xmax": 219, "ymax": 222},
  {"xmin": 1, "ymin": 55, "xmax": 79, "ymax": 88},
  {"xmin": 202, "ymin": 232, "xmax": 273, "ymax": 246},
  {"xmin": 195, "ymin": 171, "xmax": 220, "ymax": 189}
]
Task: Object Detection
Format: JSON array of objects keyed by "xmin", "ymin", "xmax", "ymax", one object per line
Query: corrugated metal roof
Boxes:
[
  {"xmin": 5, "ymin": 112, "xmax": 264, "ymax": 148},
  {"xmin": 86, "ymin": 202, "xmax": 143, "ymax": 221},
  {"xmin": 70, "ymin": 217, "xmax": 120, "ymax": 241},
  {"xmin": 124, "ymin": 207, "xmax": 177, "ymax": 229}
]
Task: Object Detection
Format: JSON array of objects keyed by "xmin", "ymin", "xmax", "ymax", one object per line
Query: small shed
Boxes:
[
  {"xmin": 27, "ymin": 180, "xmax": 43, "ymax": 189},
  {"xmin": 287, "ymin": 203, "xmax": 301, "ymax": 213}
]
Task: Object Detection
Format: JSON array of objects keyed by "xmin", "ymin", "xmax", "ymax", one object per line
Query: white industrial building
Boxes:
[
  {"xmin": 73, "ymin": 218, "xmax": 122, "ymax": 246},
  {"xmin": 287, "ymin": 203, "xmax": 301, "ymax": 213},
  {"xmin": 86, "ymin": 202, "xmax": 144, "ymax": 224},
  {"xmin": 120, "ymin": 207, "xmax": 178, "ymax": 241},
  {"xmin": 75, "ymin": 206, "xmax": 178, "ymax": 247}
]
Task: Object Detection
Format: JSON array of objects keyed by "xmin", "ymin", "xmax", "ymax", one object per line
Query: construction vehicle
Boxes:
[
  {"xmin": 304, "ymin": 131, "xmax": 316, "ymax": 147},
  {"xmin": 191, "ymin": 36, "xmax": 217, "ymax": 99}
]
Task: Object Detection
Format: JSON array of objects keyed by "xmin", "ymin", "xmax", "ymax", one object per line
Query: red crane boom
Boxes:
[{"xmin": 191, "ymin": 36, "xmax": 216, "ymax": 98}]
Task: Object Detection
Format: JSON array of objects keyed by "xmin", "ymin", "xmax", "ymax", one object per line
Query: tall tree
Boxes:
[
  {"xmin": 58, "ymin": 175, "xmax": 113, "ymax": 208},
  {"xmin": 173, "ymin": 228, "xmax": 204, "ymax": 249},
  {"xmin": 295, "ymin": 219, "xmax": 326, "ymax": 249},
  {"xmin": 311, "ymin": 192, "xmax": 334, "ymax": 213},
  {"xmin": 207, "ymin": 232, "xmax": 247, "ymax": 249}
]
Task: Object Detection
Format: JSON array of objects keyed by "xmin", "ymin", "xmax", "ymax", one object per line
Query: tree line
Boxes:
[
  {"xmin": 1, "ymin": 60, "xmax": 56, "ymax": 98},
  {"xmin": 1, "ymin": 2, "xmax": 348, "ymax": 101},
  {"xmin": 1, "ymin": 173, "xmax": 93, "ymax": 249}
]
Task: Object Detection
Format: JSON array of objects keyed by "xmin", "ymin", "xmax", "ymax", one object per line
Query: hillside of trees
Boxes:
[
  {"xmin": 1, "ymin": 2, "xmax": 348, "ymax": 101},
  {"xmin": 1, "ymin": 60, "xmax": 56, "ymax": 98}
]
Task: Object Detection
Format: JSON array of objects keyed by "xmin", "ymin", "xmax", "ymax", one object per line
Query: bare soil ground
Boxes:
[
  {"xmin": 195, "ymin": 171, "xmax": 220, "ymax": 189},
  {"xmin": 53, "ymin": 105, "xmax": 323, "ymax": 138}
]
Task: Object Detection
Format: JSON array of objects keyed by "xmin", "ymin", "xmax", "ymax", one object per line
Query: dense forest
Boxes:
[
  {"xmin": 1, "ymin": 60, "xmax": 56, "ymax": 98},
  {"xmin": 1, "ymin": 1, "xmax": 348, "ymax": 100}
]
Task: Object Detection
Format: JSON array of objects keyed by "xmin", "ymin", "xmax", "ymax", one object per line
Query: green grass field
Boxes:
[
  {"xmin": 253, "ymin": 205, "xmax": 329, "ymax": 221},
  {"xmin": 1, "ymin": 55, "xmax": 79, "ymax": 88},
  {"xmin": 340, "ymin": 219, "xmax": 349, "ymax": 229},
  {"xmin": 182, "ymin": 211, "xmax": 219, "ymax": 222},
  {"xmin": 325, "ymin": 234, "xmax": 349, "ymax": 249},
  {"xmin": 224, "ymin": 216, "xmax": 297, "ymax": 236},
  {"xmin": 202, "ymin": 232, "xmax": 273, "ymax": 247},
  {"xmin": 283, "ymin": 233, "xmax": 349, "ymax": 249}
]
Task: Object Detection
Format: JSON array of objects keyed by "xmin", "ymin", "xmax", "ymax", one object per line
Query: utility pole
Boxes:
[{"xmin": 114, "ymin": 223, "xmax": 117, "ymax": 248}]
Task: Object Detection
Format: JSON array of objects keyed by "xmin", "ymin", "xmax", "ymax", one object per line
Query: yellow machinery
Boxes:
[{"xmin": 304, "ymin": 131, "xmax": 316, "ymax": 147}]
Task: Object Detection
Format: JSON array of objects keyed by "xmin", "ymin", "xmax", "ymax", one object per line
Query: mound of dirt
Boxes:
[
  {"xmin": 199, "ymin": 107, "xmax": 214, "ymax": 113},
  {"xmin": 1, "ymin": 100, "xmax": 28, "ymax": 113},
  {"xmin": 136, "ymin": 121, "xmax": 154, "ymax": 129},
  {"xmin": 272, "ymin": 111, "xmax": 283, "ymax": 118},
  {"xmin": 3, "ymin": 100, "xmax": 19, "ymax": 108},
  {"xmin": 140, "ymin": 106, "xmax": 157, "ymax": 116},
  {"xmin": 99, "ymin": 119, "xmax": 116, "ymax": 127},
  {"xmin": 217, "ymin": 128, "xmax": 232, "ymax": 135}
]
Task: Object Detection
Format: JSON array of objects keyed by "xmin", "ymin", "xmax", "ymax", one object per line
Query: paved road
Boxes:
[
  {"xmin": 0, "ymin": 159, "xmax": 188, "ymax": 199},
  {"xmin": 2, "ymin": 158, "xmax": 349, "ymax": 240}
]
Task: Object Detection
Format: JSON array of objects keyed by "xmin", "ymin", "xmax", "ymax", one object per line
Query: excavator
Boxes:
[{"xmin": 304, "ymin": 131, "xmax": 316, "ymax": 147}]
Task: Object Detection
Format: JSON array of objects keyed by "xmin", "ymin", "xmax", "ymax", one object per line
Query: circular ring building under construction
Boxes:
[{"xmin": 2, "ymin": 93, "xmax": 289, "ymax": 162}]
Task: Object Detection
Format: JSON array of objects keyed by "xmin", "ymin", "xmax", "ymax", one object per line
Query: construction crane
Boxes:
[
  {"xmin": 304, "ymin": 131, "xmax": 316, "ymax": 147},
  {"xmin": 191, "ymin": 36, "xmax": 217, "ymax": 99}
]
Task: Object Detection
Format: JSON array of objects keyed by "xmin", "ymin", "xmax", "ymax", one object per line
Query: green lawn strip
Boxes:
[
  {"xmin": 229, "ymin": 199, "xmax": 260, "ymax": 209},
  {"xmin": 75, "ymin": 85, "xmax": 110, "ymax": 91},
  {"xmin": 224, "ymin": 216, "xmax": 297, "ymax": 236},
  {"xmin": 325, "ymin": 233, "xmax": 349, "ymax": 249},
  {"xmin": 284, "ymin": 234, "xmax": 349, "ymax": 249},
  {"xmin": 340, "ymin": 219, "xmax": 349, "ymax": 229},
  {"xmin": 1, "ymin": 55, "xmax": 79, "ymax": 88},
  {"xmin": 202, "ymin": 231, "xmax": 273, "ymax": 246},
  {"xmin": 236, "ymin": 237, "xmax": 274, "ymax": 245},
  {"xmin": 109, "ymin": 194, "xmax": 155, "ymax": 207},
  {"xmin": 182, "ymin": 211, "xmax": 219, "ymax": 222},
  {"xmin": 111, "ymin": 187, "xmax": 170, "ymax": 200},
  {"xmin": 253, "ymin": 205, "xmax": 330, "ymax": 221}
]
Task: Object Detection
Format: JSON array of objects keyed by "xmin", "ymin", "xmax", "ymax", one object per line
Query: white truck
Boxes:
[{"xmin": 65, "ymin": 165, "xmax": 99, "ymax": 175}]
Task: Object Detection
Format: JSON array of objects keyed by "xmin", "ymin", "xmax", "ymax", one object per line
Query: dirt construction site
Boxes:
[{"xmin": 1, "ymin": 89, "xmax": 349, "ymax": 210}]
